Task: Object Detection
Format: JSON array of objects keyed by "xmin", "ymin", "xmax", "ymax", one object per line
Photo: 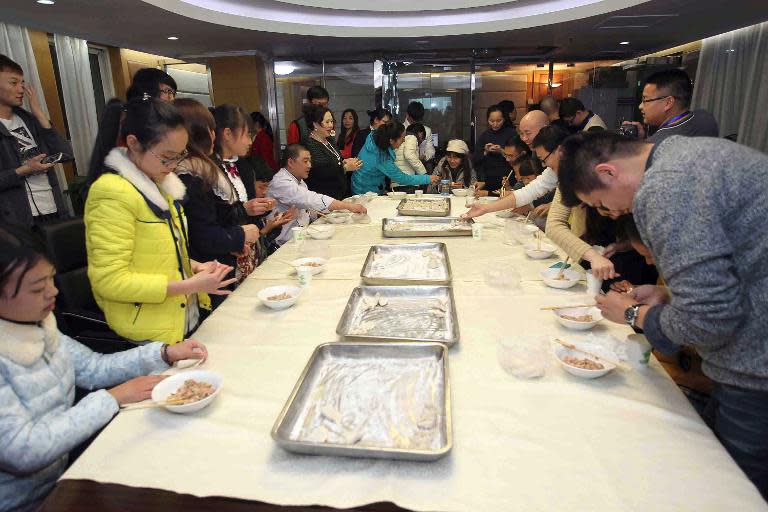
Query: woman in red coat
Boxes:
[
  {"xmin": 336, "ymin": 109, "xmax": 359, "ymax": 159},
  {"xmin": 249, "ymin": 111, "xmax": 277, "ymax": 171}
]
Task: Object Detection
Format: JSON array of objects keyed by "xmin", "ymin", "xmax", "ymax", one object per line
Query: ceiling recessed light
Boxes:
[
  {"xmin": 620, "ymin": 41, "xmax": 630, "ymax": 45},
  {"xmin": 274, "ymin": 63, "xmax": 296, "ymax": 76},
  {"xmin": 167, "ymin": 36, "xmax": 179, "ymax": 40},
  {"xmin": 37, "ymin": 0, "xmax": 55, "ymax": 4}
]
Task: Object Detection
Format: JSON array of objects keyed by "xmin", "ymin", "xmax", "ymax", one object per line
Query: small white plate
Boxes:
[
  {"xmin": 151, "ymin": 370, "xmax": 222, "ymax": 414},
  {"xmin": 553, "ymin": 306, "xmax": 603, "ymax": 331},
  {"xmin": 258, "ymin": 285, "xmax": 302, "ymax": 310},
  {"xmin": 554, "ymin": 344, "xmax": 616, "ymax": 379},
  {"xmin": 290, "ymin": 257, "xmax": 327, "ymax": 275},
  {"xmin": 451, "ymin": 188, "xmax": 470, "ymax": 196},
  {"xmin": 306, "ymin": 225, "xmax": 335, "ymax": 239},
  {"xmin": 540, "ymin": 267, "xmax": 582, "ymax": 289},
  {"xmin": 524, "ymin": 243, "xmax": 556, "ymax": 259}
]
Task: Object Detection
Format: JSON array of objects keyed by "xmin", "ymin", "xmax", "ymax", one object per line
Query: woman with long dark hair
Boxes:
[
  {"xmin": 305, "ymin": 105, "xmax": 362, "ymax": 199},
  {"xmin": 174, "ymin": 99, "xmax": 262, "ymax": 307},
  {"xmin": 352, "ymin": 121, "xmax": 439, "ymax": 195},
  {"xmin": 211, "ymin": 104, "xmax": 275, "ymax": 285},
  {"xmin": 249, "ymin": 111, "xmax": 277, "ymax": 171},
  {"xmin": 85, "ymin": 97, "xmax": 234, "ymax": 343},
  {"xmin": 473, "ymin": 105, "xmax": 517, "ymax": 196},
  {"xmin": 337, "ymin": 109, "xmax": 359, "ymax": 159}
]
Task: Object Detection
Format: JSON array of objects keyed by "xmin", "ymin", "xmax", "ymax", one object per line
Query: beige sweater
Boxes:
[{"xmin": 545, "ymin": 187, "xmax": 592, "ymax": 262}]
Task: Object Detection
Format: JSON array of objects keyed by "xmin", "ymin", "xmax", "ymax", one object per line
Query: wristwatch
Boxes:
[{"xmin": 624, "ymin": 304, "xmax": 642, "ymax": 328}]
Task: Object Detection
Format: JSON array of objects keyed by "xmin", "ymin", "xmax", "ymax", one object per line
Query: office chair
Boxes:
[{"xmin": 38, "ymin": 217, "xmax": 135, "ymax": 354}]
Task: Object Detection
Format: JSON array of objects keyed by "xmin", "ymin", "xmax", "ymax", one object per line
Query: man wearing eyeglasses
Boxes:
[{"xmin": 622, "ymin": 69, "xmax": 719, "ymax": 143}]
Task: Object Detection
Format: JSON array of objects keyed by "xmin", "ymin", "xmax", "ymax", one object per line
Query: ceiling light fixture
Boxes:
[
  {"xmin": 551, "ymin": 83, "xmax": 562, "ymax": 88},
  {"xmin": 620, "ymin": 41, "xmax": 630, "ymax": 45},
  {"xmin": 37, "ymin": 0, "xmax": 55, "ymax": 4},
  {"xmin": 274, "ymin": 63, "xmax": 296, "ymax": 76},
  {"xmin": 167, "ymin": 36, "xmax": 179, "ymax": 40}
]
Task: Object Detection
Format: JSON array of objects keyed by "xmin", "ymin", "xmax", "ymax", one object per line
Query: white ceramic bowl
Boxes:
[
  {"xmin": 554, "ymin": 345, "xmax": 615, "ymax": 379},
  {"xmin": 554, "ymin": 306, "xmax": 603, "ymax": 331},
  {"xmin": 387, "ymin": 191, "xmax": 407, "ymax": 199},
  {"xmin": 325, "ymin": 211, "xmax": 351, "ymax": 224},
  {"xmin": 306, "ymin": 224, "xmax": 335, "ymax": 240},
  {"xmin": 540, "ymin": 267, "xmax": 582, "ymax": 289},
  {"xmin": 151, "ymin": 370, "xmax": 222, "ymax": 414},
  {"xmin": 290, "ymin": 257, "xmax": 327, "ymax": 275},
  {"xmin": 451, "ymin": 188, "xmax": 470, "ymax": 196},
  {"xmin": 524, "ymin": 243, "xmax": 556, "ymax": 259},
  {"xmin": 257, "ymin": 285, "xmax": 302, "ymax": 310}
]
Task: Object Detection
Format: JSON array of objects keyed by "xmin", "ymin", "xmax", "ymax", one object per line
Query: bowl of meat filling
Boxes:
[{"xmin": 151, "ymin": 370, "xmax": 222, "ymax": 413}]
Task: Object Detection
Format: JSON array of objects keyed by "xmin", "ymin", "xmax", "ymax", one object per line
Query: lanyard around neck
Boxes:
[{"xmin": 660, "ymin": 111, "xmax": 691, "ymax": 129}]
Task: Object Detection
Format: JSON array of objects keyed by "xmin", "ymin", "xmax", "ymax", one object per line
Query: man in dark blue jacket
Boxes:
[{"xmin": 0, "ymin": 54, "xmax": 71, "ymax": 227}]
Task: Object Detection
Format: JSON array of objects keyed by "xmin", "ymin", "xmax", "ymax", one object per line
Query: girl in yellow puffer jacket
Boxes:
[{"xmin": 85, "ymin": 98, "xmax": 236, "ymax": 344}]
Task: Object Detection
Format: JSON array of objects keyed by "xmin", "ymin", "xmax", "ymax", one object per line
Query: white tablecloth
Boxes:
[{"xmin": 62, "ymin": 196, "xmax": 768, "ymax": 511}]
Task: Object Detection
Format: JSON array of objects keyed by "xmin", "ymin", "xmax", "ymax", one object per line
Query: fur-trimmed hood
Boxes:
[
  {"xmin": 0, "ymin": 314, "xmax": 60, "ymax": 367},
  {"xmin": 104, "ymin": 148, "xmax": 186, "ymax": 211}
]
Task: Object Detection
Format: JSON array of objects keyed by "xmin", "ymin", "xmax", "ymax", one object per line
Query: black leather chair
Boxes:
[{"xmin": 38, "ymin": 217, "xmax": 135, "ymax": 354}]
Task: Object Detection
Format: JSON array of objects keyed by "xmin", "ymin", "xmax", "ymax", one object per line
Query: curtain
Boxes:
[
  {"xmin": 54, "ymin": 34, "xmax": 99, "ymax": 176},
  {"xmin": 0, "ymin": 22, "xmax": 72, "ymax": 205},
  {"xmin": 692, "ymin": 21, "xmax": 768, "ymax": 153}
]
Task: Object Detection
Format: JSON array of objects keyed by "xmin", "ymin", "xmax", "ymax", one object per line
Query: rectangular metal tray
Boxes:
[
  {"xmin": 271, "ymin": 342, "xmax": 452, "ymax": 461},
  {"xmin": 336, "ymin": 285, "xmax": 459, "ymax": 346},
  {"xmin": 396, "ymin": 197, "xmax": 450, "ymax": 217},
  {"xmin": 360, "ymin": 242, "xmax": 452, "ymax": 285},
  {"xmin": 382, "ymin": 216, "xmax": 474, "ymax": 238}
]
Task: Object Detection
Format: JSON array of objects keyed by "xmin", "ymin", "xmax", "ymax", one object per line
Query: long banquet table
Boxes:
[{"xmin": 44, "ymin": 196, "xmax": 767, "ymax": 511}]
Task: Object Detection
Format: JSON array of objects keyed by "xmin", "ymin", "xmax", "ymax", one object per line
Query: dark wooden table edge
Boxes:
[{"xmin": 40, "ymin": 479, "xmax": 413, "ymax": 512}]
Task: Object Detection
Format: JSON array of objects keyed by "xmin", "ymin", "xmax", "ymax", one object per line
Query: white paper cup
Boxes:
[
  {"xmin": 586, "ymin": 269, "xmax": 603, "ymax": 295},
  {"xmin": 291, "ymin": 226, "xmax": 305, "ymax": 244},
  {"xmin": 465, "ymin": 196, "xmax": 476, "ymax": 207},
  {"xmin": 297, "ymin": 266, "xmax": 313, "ymax": 287},
  {"xmin": 415, "ymin": 189, "xmax": 423, "ymax": 196}
]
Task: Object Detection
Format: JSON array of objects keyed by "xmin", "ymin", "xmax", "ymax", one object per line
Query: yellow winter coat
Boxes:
[{"xmin": 85, "ymin": 148, "xmax": 210, "ymax": 344}]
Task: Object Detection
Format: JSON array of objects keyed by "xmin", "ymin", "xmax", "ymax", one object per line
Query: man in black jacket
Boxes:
[{"xmin": 0, "ymin": 54, "xmax": 71, "ymax": 227}]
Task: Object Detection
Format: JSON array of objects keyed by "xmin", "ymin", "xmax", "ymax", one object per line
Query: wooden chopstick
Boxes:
[
  {"xmin": 557, "ymin": 256, "xmax": 570, "ymax": 279},
  {"xmin": 553, "ymin": 338, "xmax": 631, "ymax": 371},
  {"xmin": 119, "ymin": 399, "xmax": 189, "ymax": 411},
  {"xmin": 540, "ymin": 303, "xmax": 596, "ymax": 311}
]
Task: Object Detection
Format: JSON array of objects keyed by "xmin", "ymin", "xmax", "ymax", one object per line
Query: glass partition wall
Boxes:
[{"xmin": 273, "ymin": 53, "xmax": 701, "ymax": 149}]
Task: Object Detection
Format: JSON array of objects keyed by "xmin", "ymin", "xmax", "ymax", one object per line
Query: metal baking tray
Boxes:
[
  {"xmin": 360, "ymin": 242, "xmax": 452, "ymax": 285},
  {"xmin": 396, "ymin": 197, "xmax": 450, "ymax": 217},
  {"xmin": 382, "ymin": 216, "xmax": 474, "ymax": 238},
  {"xmin": 271, "ymin": 342, "xmax": 452, "ymax": 461},
  {"xmin": 336, "ymin": 285, "xmax": 459, "ymax": 346}
]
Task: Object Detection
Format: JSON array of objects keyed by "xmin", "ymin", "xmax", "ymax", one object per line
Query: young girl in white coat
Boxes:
[{"xmin": 0, "ymin": 225, "xmax": 207, "ymax": 511}]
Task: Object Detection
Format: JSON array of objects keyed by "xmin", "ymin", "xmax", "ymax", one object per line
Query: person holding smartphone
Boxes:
[{"xmin": 0, "ymin": 54, "xmax": 72, "ymax": 228}]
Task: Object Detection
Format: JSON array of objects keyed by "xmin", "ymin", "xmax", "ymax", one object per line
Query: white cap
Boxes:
[{"xmin": 446, "ymin": 139, "xmax": 469, "ymax": 154}]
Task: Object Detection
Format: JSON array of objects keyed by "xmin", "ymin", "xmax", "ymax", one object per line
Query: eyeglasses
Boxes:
[
  {"xmin": 159, "ymin": 87, "xmax": 176, "ymax": 98},
  {"xmin": 639, "ymin": 95, "xmax": 671, "ymax": 105},
  {"xmin": 539, "ymin": 150, "xmax": 553, "ymax": 164},
  {"xmin": 149, "ymin": 148, "xmax": 188, "ymax": 168}
]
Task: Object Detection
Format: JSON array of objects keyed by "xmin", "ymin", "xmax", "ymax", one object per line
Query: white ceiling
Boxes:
[
  {"xmin": 148, "ymin": 0, "xmax": 648, "ymax": 36},
  {"xmin": 2, "ymin": 0, "xmax": 767, "ymax": 62}
]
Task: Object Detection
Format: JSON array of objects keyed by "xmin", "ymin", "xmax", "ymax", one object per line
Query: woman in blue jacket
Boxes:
[{"xmin": 352, "ymin": 122, "xmax": 439, "ymax": 195}]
